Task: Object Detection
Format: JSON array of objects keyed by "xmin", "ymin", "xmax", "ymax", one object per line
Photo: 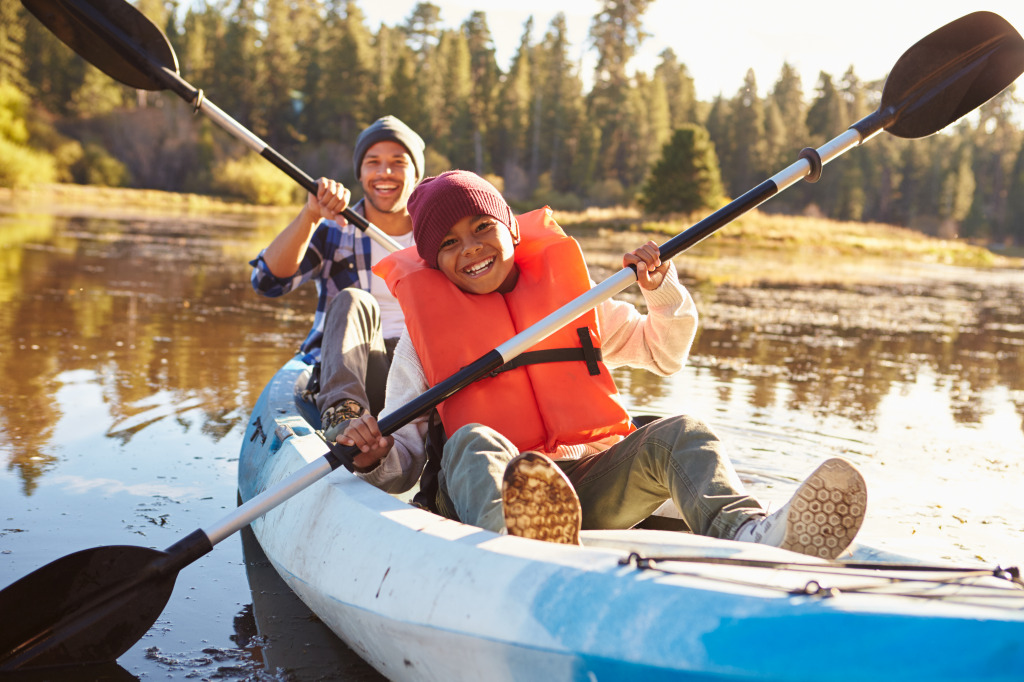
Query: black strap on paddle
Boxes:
[{"xmin": 489, "ymin": 327, "xmax": 602, "ymax": 377}]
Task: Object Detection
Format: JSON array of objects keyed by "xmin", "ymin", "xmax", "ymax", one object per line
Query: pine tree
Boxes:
[
  {"xmin": 938, "ymin": 137, "xmax": 976, "ymax": 238},
  {"xmin": 534, "ymin": 13, "xmax": 587, "ymax": 194},
  {"xmin": 1006, "ymin": 140, "xmax": 1024, "ymax": 245},
  {"xmin": 587, "ymin": 0, "xmax": 652, "ymax": 187},
  {"xmin": 727, "ymin": 68, "xmax": 768, "ymax": 196},
  {"xmin": 462, "ymin": 11, "xmax": 499, "ymax": 175},
  {"xmin": 703, "ymin": 95, "xmax": 733, "ymax": 197},
  {"xmin": 494, "ymin": 18, "xmax": 534, "ymax": 197},
  {"xmin": 639, "ymin": 124, "xmax": 724, "ymax": 214},
  {"xmin": 437, "ymin": 28, "xmax": 473, "ymax": 168},
  {"xmin": 654, "ymin": 48, "xmax": 697, "ymax": 128}
]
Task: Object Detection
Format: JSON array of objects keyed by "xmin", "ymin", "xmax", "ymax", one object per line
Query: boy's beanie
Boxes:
[
  {"xmin": 353, "ymin": 115, "xmax": 425, "ymax": 181},
  {"xmin": 408, "ymin": 171, "xmax": 518, "ymax": 268}
]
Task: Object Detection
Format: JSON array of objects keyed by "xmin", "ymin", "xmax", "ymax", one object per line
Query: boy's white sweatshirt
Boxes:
[{"xmin": 359, "ymin": 262, "xmax": 698, "ymax": 493}]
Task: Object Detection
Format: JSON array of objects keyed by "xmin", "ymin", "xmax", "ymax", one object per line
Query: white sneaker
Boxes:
[{"xmin": 733, "ymin": 458, "xmax": 867, "ymax": 560}]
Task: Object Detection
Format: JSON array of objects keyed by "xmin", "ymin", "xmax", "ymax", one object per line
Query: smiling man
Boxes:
[{"xmin": 250, "ymin": 115, "xmax": 425, "ymax": 442}]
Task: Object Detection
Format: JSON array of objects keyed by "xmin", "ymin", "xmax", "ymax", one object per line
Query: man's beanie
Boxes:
[
  {"xmin": 407, "ymin": 170, "xmax": 518, "ymax": 269},
  {"xmin": 353, "ymin": 115, "xmax": 425, "ymax": 181}
]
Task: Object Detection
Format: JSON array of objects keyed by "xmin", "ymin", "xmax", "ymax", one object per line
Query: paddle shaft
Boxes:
[{"xmin": 60, "ymin": 0, "xmax": 403, "ymax": 252}]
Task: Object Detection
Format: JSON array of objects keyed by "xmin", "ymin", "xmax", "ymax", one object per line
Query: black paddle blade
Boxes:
[
  {"xmin": 21, "ymin": 0, "xmax": 177, "ymax": 91},
  {"xmin": 0, "ymin": 546, "xmax": 177, "ymax": 671},
  {"xmin": 882, "ymin": 11, "xmax": 1024, "ymax": 138}
]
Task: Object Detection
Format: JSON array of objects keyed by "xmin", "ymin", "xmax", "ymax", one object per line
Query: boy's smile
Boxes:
[{"xmin": 436, "ymin": 214, "xmax": 519, "ymax": 294}]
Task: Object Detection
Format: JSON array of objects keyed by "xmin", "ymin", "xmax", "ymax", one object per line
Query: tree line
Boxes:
[{"xmin": 2, "ymin": 0, "xmax": 1024, "ymax": 242}]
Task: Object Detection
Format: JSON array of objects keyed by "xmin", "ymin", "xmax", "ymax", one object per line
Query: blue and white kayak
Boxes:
[{"xmin": 238, "ymin": 355, "xmax": 1024, "ymax": 682}]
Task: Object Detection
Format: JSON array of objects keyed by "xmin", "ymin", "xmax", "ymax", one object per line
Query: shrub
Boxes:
[
  {"xmin": 72, "ymin": 142, "xmax": 131, "ymax": 187},
  {"xmin": 211, "ymin": 155, "xmax": 303, "ymax": 206},
  {"xmin": 0, "ymin": 137, "xmax": 58, "ymax": 188},
  {"xmin": 587, "ymin": 178, "xmax": 628, "ymax": 208}
]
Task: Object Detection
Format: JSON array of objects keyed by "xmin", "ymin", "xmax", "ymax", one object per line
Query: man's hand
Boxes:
[{"xmin": 306, "ymin": 177, "xmax": 352, "ymax": 223}]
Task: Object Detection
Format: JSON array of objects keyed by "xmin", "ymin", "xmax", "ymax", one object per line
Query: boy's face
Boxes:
[
  {"xmin": 436, "ymin": 214, "xmax": 518, "ymax": 295},
  {"xmin": 360, "ymin": 140, "xmax": 416, "ymax": 215}
]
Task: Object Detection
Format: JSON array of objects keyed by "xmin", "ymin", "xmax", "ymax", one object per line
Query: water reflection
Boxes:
[
  {"xmin": 0, "ymin": 208, "xmax": 310, "ymax": 495},
  {"xmin": 677, "ymin": 277, "xmax": 1024, "ymax": 429}
]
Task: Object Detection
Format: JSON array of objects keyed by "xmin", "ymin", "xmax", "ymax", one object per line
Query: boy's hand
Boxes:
[
  {"xmin": 305, "ymin": 177, "xmax": 351, "ymax": 223},
  {"xmin": 336, "ymin": 414, "xmax": 393, "ymax": 472},
  {"xmin": 624, "ymin": 240, "xmax": 669, "ymax": 290}
]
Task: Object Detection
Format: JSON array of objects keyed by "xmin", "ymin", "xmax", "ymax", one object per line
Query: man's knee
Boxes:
[{"xmin": 326, "ymin": 287, "xmax": 377, "ymax": 317}]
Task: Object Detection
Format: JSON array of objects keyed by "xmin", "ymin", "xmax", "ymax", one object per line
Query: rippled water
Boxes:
[{"xmin": 1, "ymin": 202, "xmax": 1022, "ymax": 680}]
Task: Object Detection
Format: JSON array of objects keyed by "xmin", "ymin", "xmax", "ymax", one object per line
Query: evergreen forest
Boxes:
[{"xmin": 2, "ymin": 0, "xmax": 1024, "ymax": 243}]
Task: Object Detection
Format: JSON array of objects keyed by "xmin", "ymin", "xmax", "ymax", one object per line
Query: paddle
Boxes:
[
  {"xmin": 18, "ymin": 0, "xmax": 404, "ymax": 252},
  {"xmin": 3, "ymin": 5, "xmax": 1023, "ymax": 672}
]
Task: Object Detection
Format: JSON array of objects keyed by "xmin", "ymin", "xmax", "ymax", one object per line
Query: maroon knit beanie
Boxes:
[{"xmin": 408, "ymin": 170, "xmax": 518, "ymax": 268}]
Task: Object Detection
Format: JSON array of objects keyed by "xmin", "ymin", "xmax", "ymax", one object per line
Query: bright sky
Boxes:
[{"xmin": 361, "ymin": 1, "xmax": 1024, "ymax": 100}]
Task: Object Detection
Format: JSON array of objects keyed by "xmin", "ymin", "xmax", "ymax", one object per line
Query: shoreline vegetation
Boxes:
[{"xmin": 2, "ymin": 183, "xmax": 1019, "ymax": 287}]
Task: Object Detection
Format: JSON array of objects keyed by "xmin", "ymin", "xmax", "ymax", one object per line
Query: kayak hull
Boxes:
[{"xmin": 239, "ymin": 356, "xmax": 1024, "ymax": 681}]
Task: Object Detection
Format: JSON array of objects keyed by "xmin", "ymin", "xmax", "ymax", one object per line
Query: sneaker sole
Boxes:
[
  {"xmin": 780, "ymin": 458, "xmax": 867, "ymax": 560},
  {"xmin": 502, "ymin": 452, "xmax": 581, "ymax": 545}
]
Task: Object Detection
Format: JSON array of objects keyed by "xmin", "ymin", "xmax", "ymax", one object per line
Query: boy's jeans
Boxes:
[{"xmin": 437, "ymin": 415, "xmax": 763, "ymax": 539}]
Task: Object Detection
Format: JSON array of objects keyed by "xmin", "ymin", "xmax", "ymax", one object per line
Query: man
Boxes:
[{"xmin": 250, "ymin": 115, "xmax": 425, "ymax": 441}]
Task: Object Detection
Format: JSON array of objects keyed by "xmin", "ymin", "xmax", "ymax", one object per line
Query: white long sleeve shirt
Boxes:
[{"xmin": 359, "ymin": 261, "xmax": 698, "ymax": 493}]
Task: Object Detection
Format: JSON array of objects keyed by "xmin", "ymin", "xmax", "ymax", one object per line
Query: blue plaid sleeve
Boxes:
[{"xmin": 249, "ymin": 225, "xmax": 331, "ymax": 298}]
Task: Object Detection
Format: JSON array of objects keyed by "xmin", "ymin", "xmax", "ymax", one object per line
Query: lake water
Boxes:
[{"xmin": 1, "ymin": 201, "xmax": 1022, "ymax": 680}]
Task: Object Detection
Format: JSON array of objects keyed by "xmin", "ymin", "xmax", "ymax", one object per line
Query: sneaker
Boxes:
[
  {"xmin": 320, "ymin": 399, "xmax": 366, "ymax": 443},
  {"xmin": 733, "ymin": 458, "xmax": 867, "ymax": 560},
  {"xmin": 502, "ymin": 452, "xmax": 582, "ymax": 545}
]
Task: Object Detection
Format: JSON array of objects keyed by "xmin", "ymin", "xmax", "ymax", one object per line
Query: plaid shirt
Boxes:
[{"xmin": 250, "ymin": 200, "xmax": 374, "ymax": 363}]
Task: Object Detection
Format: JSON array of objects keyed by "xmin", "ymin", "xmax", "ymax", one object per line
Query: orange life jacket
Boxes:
[{"xmin": 374, "ymin": 207, "xmax": 633, "ymax": 453}]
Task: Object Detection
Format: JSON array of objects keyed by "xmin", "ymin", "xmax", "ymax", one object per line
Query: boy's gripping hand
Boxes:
[
  {"xmin": 307, "ymin": 177, "xmax": 352, "ymax": 223},
  {"xmin": 624, "ymin": 240, "xmax": 669, "ymax": 290},
  {"xmin": 337, "ymin": 414, "xmax": 394, "ymax": 472}
]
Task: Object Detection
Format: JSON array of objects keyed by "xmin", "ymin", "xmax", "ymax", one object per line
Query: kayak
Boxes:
[{"xmin": 238, "ymin": 354, "xmax": 1024, "ymax": 682}]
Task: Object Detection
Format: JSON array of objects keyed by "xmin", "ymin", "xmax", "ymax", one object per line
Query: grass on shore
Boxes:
[{"xmin": 2, "ymin": 183, "xmax": 1017, "ymax": 285}]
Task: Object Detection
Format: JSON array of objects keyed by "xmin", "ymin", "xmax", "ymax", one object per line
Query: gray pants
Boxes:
[
  {"xmin": 315, "ymin": 288, "xmax": 396, "ymax": 418},
  {"xmin": 438, "ymin": 415, "xmax": 764, "ymax": 539}
]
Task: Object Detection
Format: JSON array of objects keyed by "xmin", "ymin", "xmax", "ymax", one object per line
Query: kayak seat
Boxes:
[{"xmin": 293, "ymin": 365, "xmax": 323, "ymax": 430}]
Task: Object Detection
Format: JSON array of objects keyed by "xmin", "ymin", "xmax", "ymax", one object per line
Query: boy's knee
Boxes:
[{"xmin": 441, "ymin": 423, "xmax": 516, "ymax": 472}]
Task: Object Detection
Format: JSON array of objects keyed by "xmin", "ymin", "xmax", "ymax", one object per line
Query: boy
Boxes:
[{"xmin": 337, "ymin": 170, "xmax": 867, "ymax": 559}]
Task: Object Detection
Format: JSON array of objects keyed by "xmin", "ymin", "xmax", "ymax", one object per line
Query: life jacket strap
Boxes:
[{"xmin": 489, "ymin": 328, "xmax": 603, "ymax": 378}]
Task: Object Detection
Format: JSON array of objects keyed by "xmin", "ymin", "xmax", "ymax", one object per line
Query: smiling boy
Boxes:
[{"xmin": 337, "ymin": 170, "xmax": 868, "ymax": 559}]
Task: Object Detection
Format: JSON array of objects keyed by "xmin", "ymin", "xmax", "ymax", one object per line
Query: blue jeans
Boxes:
[{"xmin": 437, "ymin": 415, "xmax": 764, "ymax": 539}]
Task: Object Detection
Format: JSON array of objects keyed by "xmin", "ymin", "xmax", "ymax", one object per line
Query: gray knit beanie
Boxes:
[{"xmin": 353, "ymin": 115, "xmax": 425, "ymax": 181}]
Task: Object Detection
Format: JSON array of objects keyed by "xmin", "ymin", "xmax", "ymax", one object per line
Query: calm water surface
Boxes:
[{"xmin": 1, "ymin": 201, "xmax": 1023, "ymax": 680}]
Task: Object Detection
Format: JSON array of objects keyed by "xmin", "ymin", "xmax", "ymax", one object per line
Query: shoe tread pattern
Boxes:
[{"xmin": 502, "ymin": 452, "xmax": 582, "ymax": 545}]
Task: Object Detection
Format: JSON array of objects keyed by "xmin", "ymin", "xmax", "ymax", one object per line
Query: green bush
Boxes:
[
  {"xmin": 211, "ymin": 155, "xmax": 303, "ymax": 206},
  {"xmin": 72, "ymin": 142, "xmax": 131, "ymax": 187},
  {"xmin": 0, "ymin": 83, "xmax": 30, "ymax": 145},
  {"xmin": 587, "ymin": 178, "xmax": 628, "ymax": 208},
  {"xmin": 0, "ymin": 137, "xmax": 58, "ymax": 188}
]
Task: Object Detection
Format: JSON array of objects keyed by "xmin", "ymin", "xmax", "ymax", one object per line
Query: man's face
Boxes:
[
  {"xmin": 359, "ymin": 140, "xmax": 416, "ymax": 215},
  {"xmin": 436, "ymin": 214, "xmax": 519, "ymax": 295}
]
